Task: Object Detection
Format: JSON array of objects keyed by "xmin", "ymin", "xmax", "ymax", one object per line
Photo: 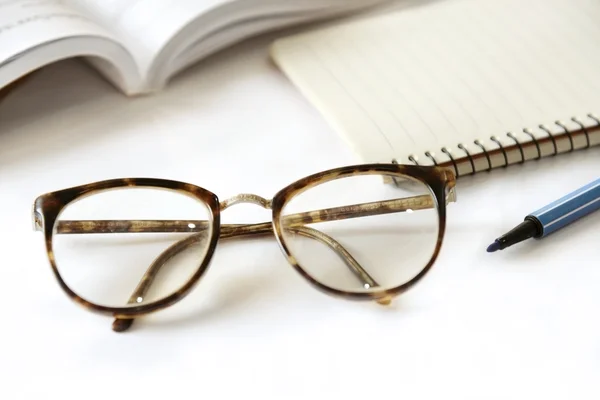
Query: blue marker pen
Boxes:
[{"xmin": 487, "ymin": 177, "xmax": 600, "ymax": 252}]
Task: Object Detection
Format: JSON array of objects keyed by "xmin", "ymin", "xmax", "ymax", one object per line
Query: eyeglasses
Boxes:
[{"xmin": 32, "ymin": 163, "xmax": 456, "ymax": 333}]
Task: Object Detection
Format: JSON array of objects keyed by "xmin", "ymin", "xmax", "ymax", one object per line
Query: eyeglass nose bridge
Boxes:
[{"xmin": 220, "ymin": 193, "xmax": 272, "ymax": 211}]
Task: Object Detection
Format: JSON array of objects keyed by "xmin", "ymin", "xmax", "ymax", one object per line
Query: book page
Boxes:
[
  {"xmin": 66, "ymin": 0, "xmax": 390, "ymax": 87},
  {"xmin": 171, "ymin": 0, "xmax": 391, "ymax": 78},
  {"xmin": 0, "ymin": 0, "xmax": 131, "ymax": 90},
  {"xmin": 65, "ymin": 0, "xmax": 229, "ymax": 75},
  {"xmin": 271, "ymin": 0, "xmax": 600, "ymax": 168},
  {"xmin": 0, "ymin": 0, "xmax": 121, "ymax": 64}
]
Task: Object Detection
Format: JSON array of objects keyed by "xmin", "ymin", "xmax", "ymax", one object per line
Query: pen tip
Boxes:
[{"xmin": 486, "ymin": 241, "xmax": 501, "ymax": 253}]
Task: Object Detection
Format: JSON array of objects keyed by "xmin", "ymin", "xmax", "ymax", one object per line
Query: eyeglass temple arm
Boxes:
[
  {"xmin": 48, "ymin": 193, "xmax": 450, "ymax": 234},
  {"xmin": 112, "ymin": 223, "xmax": 383, "ymax": 332},
  {"xmin": 282, "ymin": 193, "xmax": 441, "ymax": 227}
]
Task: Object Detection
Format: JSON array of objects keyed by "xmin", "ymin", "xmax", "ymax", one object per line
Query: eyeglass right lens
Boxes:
[
  {"xmin": 280, "ymin": 173, "xmax": 440, "ymax": 294},
  {"xmin": 51, "ymin": 188, "xmax": 213, "ymax": 308}
]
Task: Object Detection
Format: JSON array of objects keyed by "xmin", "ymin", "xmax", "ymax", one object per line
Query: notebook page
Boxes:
[{"xmin": 271, "ymin": 0, "xmax": 600, "ymax": 168}]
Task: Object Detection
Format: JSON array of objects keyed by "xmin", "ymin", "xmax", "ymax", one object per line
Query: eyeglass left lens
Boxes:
[
  {"xmin": 279, "ymin": 172, "xmax": 440, "ymax": 294},
  {"xmin": 52, "ymin": 187, "xmax": 213, "ymax": 308}
]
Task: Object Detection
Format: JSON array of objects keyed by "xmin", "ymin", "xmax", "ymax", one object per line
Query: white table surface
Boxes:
[{"xmin": 0, "ymin": 30, "xmax": 599, "ymax": 400}]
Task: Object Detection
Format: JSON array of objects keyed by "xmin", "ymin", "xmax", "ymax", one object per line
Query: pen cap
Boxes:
[{"xmin": 529, "ymin": 178, "xmax": 600, "ymax": 236}]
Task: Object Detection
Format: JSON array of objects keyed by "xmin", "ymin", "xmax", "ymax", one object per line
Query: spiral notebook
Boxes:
[{"xmin": 270, "ymin": 0, "xmax": 600, "ymax": 178}]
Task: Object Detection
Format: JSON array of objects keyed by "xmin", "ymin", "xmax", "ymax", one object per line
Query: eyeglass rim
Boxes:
[
  {"xmin": 32, "ymin": 163, "xmax": 455, "ymax": 318},
  {"xmin": 34, "ymin": 178, "xmax": 222, "ymax": 318},
  {"xmin": 271, "ymin": 163, "xmax": 453, "ymax": 302}
]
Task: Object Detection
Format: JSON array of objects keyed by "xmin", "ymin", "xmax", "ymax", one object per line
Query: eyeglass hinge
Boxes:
[
  {"xmin": 32, "ymin": 206, "xmax": 43, "ymax": 232},
  {"xmin": 445, "ymin": 186, "xmax": 457, "ymax": 204}
]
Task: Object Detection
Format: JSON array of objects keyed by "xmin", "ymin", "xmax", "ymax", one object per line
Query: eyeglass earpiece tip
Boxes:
[
  {"xmin": 112, "ymin": 317, "xmax": 135, "ymax": 332},
  {"xmin": 376, "ymin": 296, "xmax": 393, "ymax": 306}
]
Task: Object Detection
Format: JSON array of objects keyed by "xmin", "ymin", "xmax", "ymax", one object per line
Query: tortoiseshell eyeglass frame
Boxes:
[{"xmin": 32, "ymin": 163, "xmax": 456, "ymax": 332}]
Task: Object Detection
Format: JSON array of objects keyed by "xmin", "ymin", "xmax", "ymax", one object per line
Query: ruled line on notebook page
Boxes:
[{"xmin": 271, "ymin": 0, "xmax": 600, "ymax": 167}]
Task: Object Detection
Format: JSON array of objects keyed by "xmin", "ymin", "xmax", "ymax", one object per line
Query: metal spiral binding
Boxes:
[
  {"xmin": 490, "ymin": 136, "xmax": 508, "ymax": 167},
  {"xmin": 473, "ymin": 139, "xmax": 492, "ymax": 171},
  {"xmin": 401, "ymin": 114, "xmax": 598, "ymax": 178},
  {"xmin": 457, "ymin": 143, "xmax": 476, "ymax": 175},
  {"xmin": 424, "ymin": 151, "xmax": 438, "ymax": 165},
  {"xmin": 506, "ymin": 132, "xmax": 525, "ymax": 164},
  {"xmin": 571, "ymin": 116, "xmax": 590, "ymax": 148},
  {"xmin": 441, "ymin": 147, "xmax": 459, "ymax": 178},
  {"xmin": 588, "ymin": 113, "xmax": 600, "ymax": 128},
  {"xmin": 555, "ymin": 120, "xmax": 574, "ymax": 152},
  {"xmin": 407, "ymin": 155, "xmax": 420, "ymax": 165},
  {"xmin": 539, "ymin": 124, "xmax": 558, "ymax": 155},
  {"xmin": 522, "ymin": 128, "xmax": 541, "ymax": 160}
]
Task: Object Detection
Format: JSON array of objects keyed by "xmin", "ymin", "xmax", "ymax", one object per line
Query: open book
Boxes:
[
  {"xmin": 0, "ymin": 0, "xmax": 388, "ymax": 96},
  {"xmin": 271, "ymin": 0, "xmax": 600, "ymax": 178}
]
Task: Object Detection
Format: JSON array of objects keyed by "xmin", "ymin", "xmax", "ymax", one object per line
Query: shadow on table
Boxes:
[
  {"xmin": 0, "ymin": 31, "xmax": 282, "ymax": 169},
  {"xmin": 130, "ymin": 237, "xmax": 409, "ymax": 333}
]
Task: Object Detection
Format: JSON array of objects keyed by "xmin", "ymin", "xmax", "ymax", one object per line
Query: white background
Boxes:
[{"xmin": 0, "ymin": 29, "xmax": 599, "ymax": 399}]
